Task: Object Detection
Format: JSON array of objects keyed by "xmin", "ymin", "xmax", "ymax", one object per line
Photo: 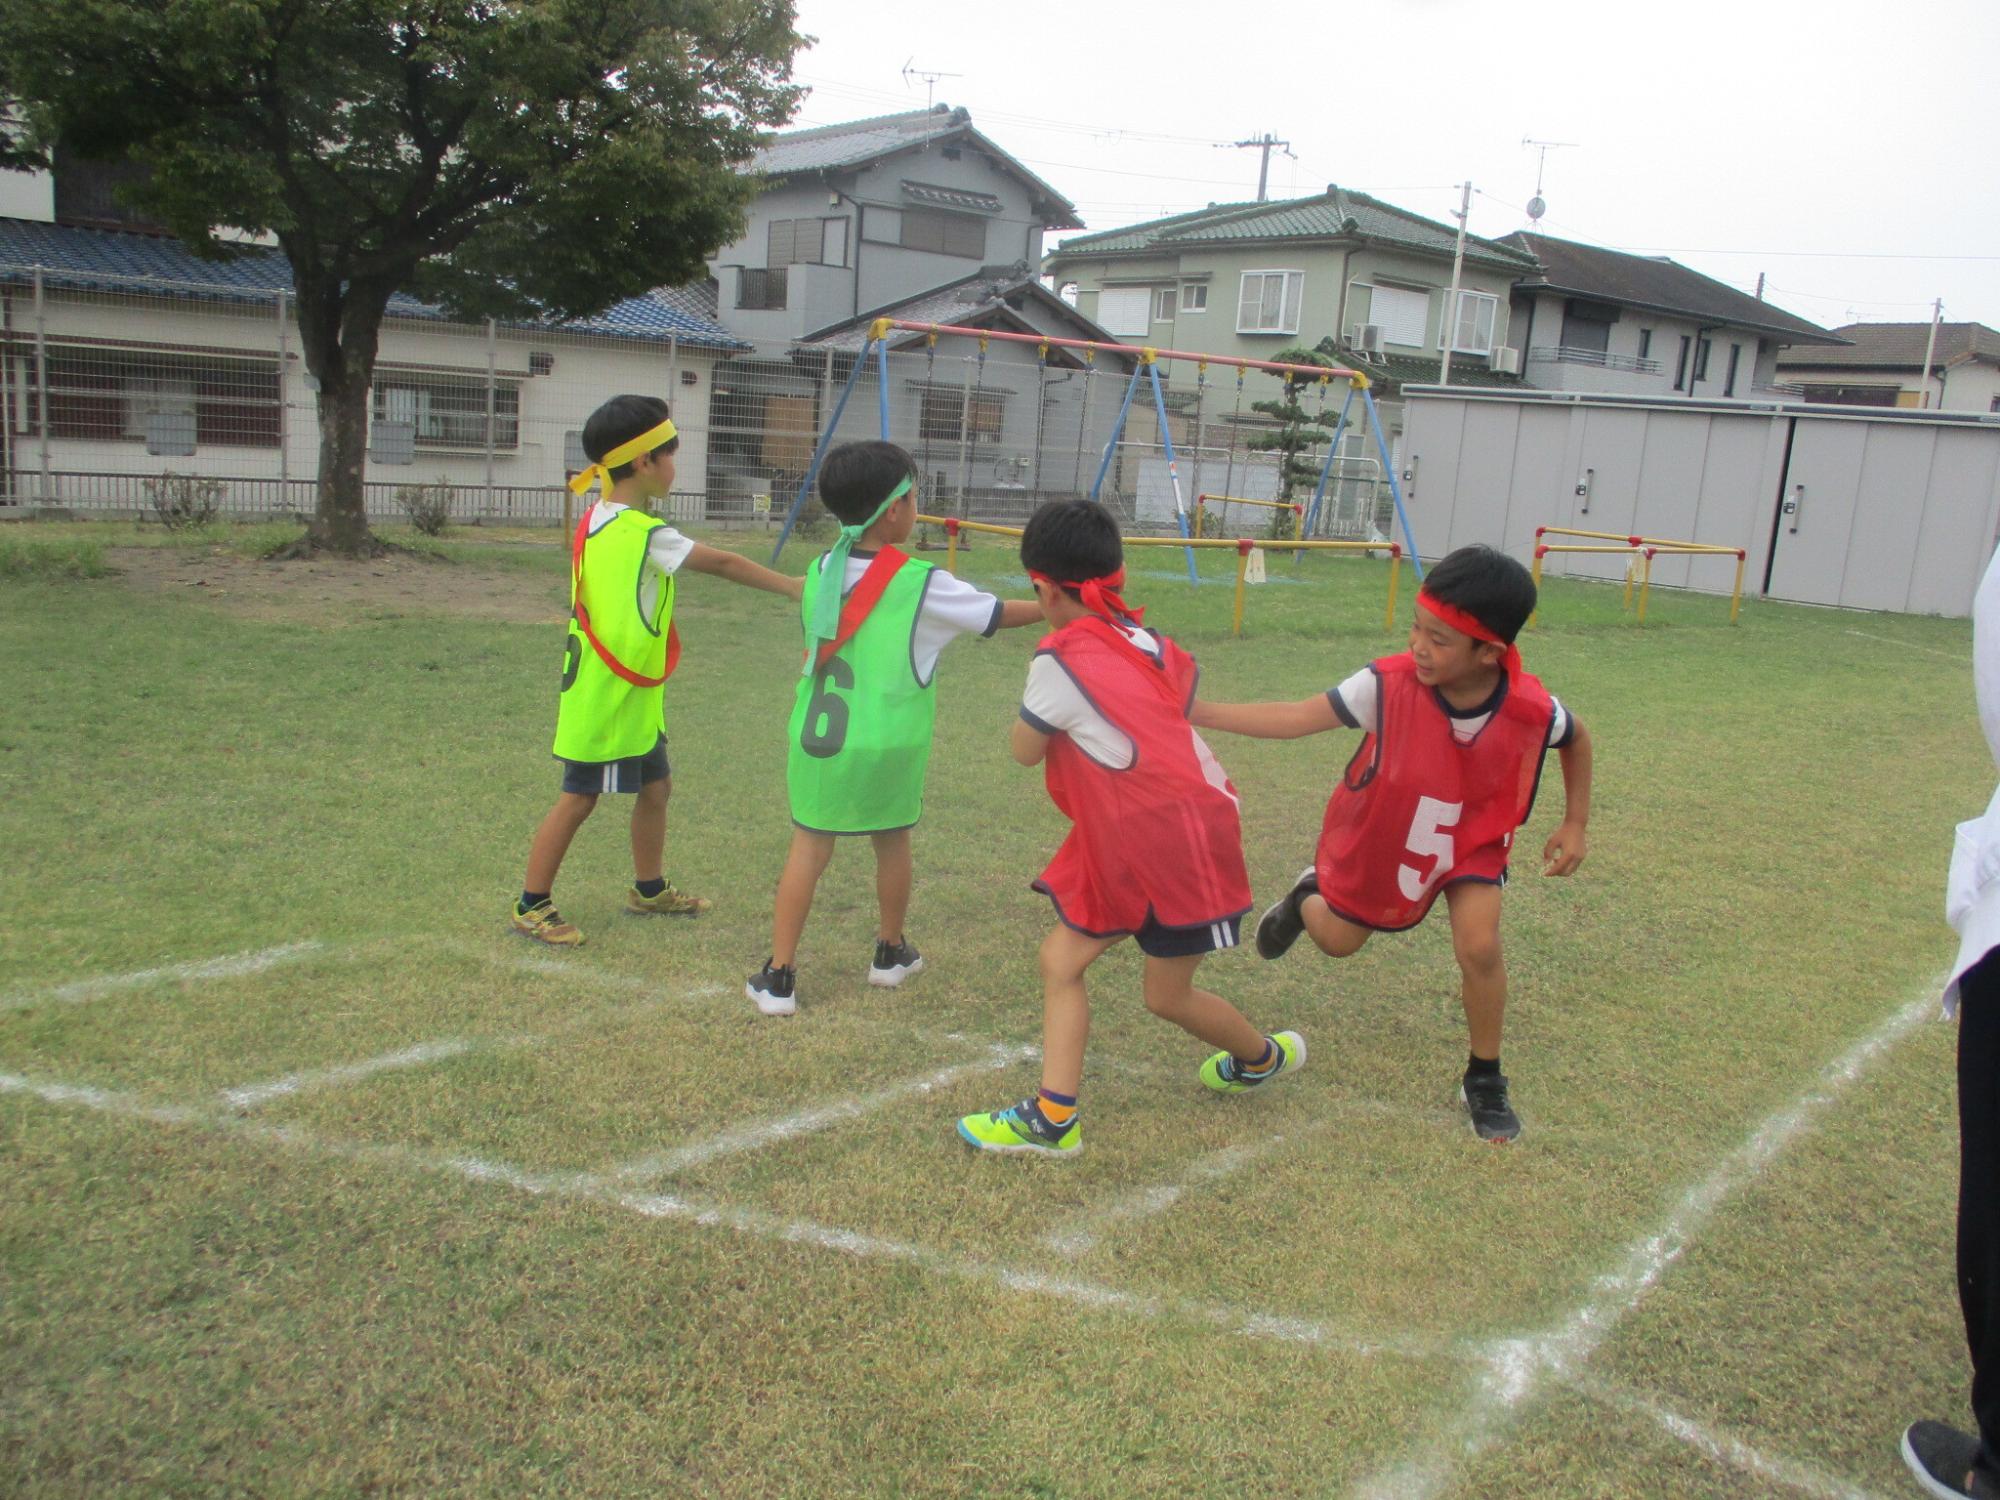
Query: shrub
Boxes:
[
  {"xmin": 396, "ymin": 477, "xmax": 454, "ymax": 536},
  {"xmin": 143, "ymin": 471, "xmax": 223, "ymax": 530}
]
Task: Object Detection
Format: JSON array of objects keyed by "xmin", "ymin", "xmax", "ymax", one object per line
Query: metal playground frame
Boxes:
[{"xmin": 768, "ymin": 318, "xmax": 1426, "ymax": 583}]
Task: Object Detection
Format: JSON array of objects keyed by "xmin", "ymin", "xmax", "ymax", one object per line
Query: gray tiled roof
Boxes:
[
  {"xmin": 1776, "ymin": 321, "xmax": 2000, "ymax": 369},
  {"xmin": 1505, "ymin": 231, "xmax": 1841, "ymax": 345},
  {"xmin": 0, "ymin": 216, "xmax": 750, "ymax": 348},
  {"xmin": 752, "ymin": 105, "xmax": 1082, "ymax": 229},
  {"xmin": 1048, "ymin": 187, "xmax": 1537, "ymax": 273},
  {"xmin": 795, "ymin": 271, "xmax": 1127, "ymax": 362}
]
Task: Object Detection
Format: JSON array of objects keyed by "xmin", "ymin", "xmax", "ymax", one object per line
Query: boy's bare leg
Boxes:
[
  {"xmin": 523, "ymin": 791, "xmax": 598, "ymax": 894},
  {"xmin": 630, "ymin": 776, "xmax": 669, "ymax": 883},
  {"xmin": 870, "ymin": 827, "xmax": 913, "ymax": 943},
  {"xmin": 1301, "ymin": 892, "xmax": 1373, "ymax": 958},
  {"xmin": 1142, "ymin": 953, "xmax": 1269, "ymax": 1060},
  {"xmin": 770, "ymin": 828, "xmax": 838, "ymax": 968},
  {"xmin": 1038, "ymin": 924, "xmax": 1117, "ymax": 1098},
  {"xmin": 1443, "ymin": 880, "xmax": 1507, "ymax": 1059}
]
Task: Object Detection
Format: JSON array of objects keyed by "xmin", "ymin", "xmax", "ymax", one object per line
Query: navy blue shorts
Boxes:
[
  {"xmin": 559, "ymin": 734, "xmax": 669, "ymax": 795},
  {"xmin": 1134, "ymin": 911, "xmax": 1243, "ymax": 958}
]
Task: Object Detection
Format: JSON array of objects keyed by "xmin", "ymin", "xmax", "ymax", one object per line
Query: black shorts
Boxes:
[
  {"xmin": 1134, "ymin": 911, "xmax": 1243, "ymax": 958},
  {"xmin": 559, "ymin": 734, "xmax": 669, "ymax": 795}
]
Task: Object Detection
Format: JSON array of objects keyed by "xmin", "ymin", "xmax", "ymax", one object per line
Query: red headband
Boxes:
[
  {"xmin": 1030, "ymin": 567, "xmax": 1144, "ymax": 624},
  {"xmin": 1416, "ymin": 590, "xmax": 1522, "ymax": 674}
]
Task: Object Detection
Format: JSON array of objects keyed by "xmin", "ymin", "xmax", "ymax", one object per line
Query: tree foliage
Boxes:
[
  {"xmin": 0, "ymin": 0, "xmax": 805, "ymax": 552},
  {"xmin": 1244, "ymin": 343, "xmax": 1341, "ymax": 504}
]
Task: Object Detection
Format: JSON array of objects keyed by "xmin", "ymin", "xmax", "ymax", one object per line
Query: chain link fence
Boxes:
[{"xmin": 0, "ymin": 264, "xmax": 1395, "ymax": 539}]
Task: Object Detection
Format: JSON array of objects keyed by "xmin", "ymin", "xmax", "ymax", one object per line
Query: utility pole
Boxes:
[
  {"xmin": 1918, "ymin": 296, "xmax": 1943, "ymax": 409},
  {"xmin": 1438, "ymin": 181, "xmax": 1472, "ymax": 388},
  {"xmin": 1755, "ymin": 272, "xmax": 1765, "ymax": 302},
  {"xmin": 1220, "ymin": 132, "xmax": 1295, "ymax": 202}
]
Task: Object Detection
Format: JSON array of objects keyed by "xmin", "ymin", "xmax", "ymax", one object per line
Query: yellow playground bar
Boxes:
[
  {"xmin": 1531, "ymin": 525, "xmax": 1747, "ymax": 626},
  {"xmin": 918, "ymin": 514, "xmax": 1403, "ymax": 636}
]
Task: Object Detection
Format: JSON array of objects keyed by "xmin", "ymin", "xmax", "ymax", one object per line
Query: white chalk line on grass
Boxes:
[
  {"xmin": 1350, "ymin": 981, "xmax": 1943, "ymax": 1500},
  {"xmin": 1844, "ymin": 628, "xmax": 1972, "ymax": 664},
  {"xmin": 0, "ymin": 941, "xmax": 327, "ymax": 1012},
  {"xmin": 606, "ymin": 1041, "xmax": 1041, "ymax": 1182},
  {"xmin": 1576, "ymin": 1377, "xmax": 1890, "ymax": 1500},
  {"xmin": 0, "ymin": 1065, "xmax": 1449, "ymax": 1366}
]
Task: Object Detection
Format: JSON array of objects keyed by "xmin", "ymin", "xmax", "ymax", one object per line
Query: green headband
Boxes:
[{"xmin": 803, "ymin": 476, "xmax": 912, "ymax": 675}]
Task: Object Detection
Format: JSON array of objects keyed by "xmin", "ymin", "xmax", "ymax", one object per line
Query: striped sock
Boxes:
[
  {"xmin": 1035, "ymin": 1087, "xmax": 1078, "ymax": 1128},
  {"xmin": 1237, "ymin": 1038, "xmax": 1278, "ymax": 1078}
]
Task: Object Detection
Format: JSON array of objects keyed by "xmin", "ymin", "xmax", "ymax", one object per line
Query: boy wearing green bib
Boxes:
[
  {"xmin": 512, "ymin": 395, "xmax": 802, "ymax": 947},
  {"xmin": 747, "ymin": 441, "xmax": 1040, "ymax": 1015}
]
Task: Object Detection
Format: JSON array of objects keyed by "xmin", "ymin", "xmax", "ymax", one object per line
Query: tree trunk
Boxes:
[{"xmin": 311, "ymin": 367, "xmax": 376, "ymax": 552}]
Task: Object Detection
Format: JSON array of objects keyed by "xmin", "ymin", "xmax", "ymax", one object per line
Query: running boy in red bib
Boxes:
[
  {"xmin": 1193, "ymin": 544, "xmax": 1593, "ymax": 1142},
  {"xmin": 958, "ymin": 500, "xmax": 1305, "ymax": 1157},
  {"xmin": 511, "ymin": 395, "xmax": 802, "ymax": 947}
]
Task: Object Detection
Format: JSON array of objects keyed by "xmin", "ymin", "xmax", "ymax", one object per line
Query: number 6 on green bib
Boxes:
[{"xmin": 785, "ymin": 553, "xmax": 938, "ymax": 834}]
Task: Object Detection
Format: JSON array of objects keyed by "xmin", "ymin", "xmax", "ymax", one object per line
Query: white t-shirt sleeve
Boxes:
[
  {"xmin": 1547, "ymin": 696, "xmax": 1573, "ymax": 748},
  {"xmin": 905, "ymin": 566, "xmax": 1002, "ymax": 683},
  {"xmin": 647, "ymin": 525, "xmax": 694, "ymax": 576},
  {"xmin": 1328, "ymin": 666, "xmax": 1378, "ymax": 734},
  {"xmin": 1018, "ymin": 627, "xmax": 1161, "ymax": 770}
]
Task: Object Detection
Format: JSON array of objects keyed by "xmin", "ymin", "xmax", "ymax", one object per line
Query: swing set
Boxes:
[{"xmin": 768, "ymin": 317, "xmax": 1427, "ymax": 585}]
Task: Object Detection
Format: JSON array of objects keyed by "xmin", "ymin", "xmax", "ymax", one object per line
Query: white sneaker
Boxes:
[
  {"xmin": 867, "ymin": 938, "xmax": 925, "ymax": 988},
  {"xmin": 746, "ymin": 960, "xmax": 797, "ymax": 1017}
]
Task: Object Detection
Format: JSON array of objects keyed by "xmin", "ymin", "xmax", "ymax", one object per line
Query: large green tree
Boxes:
[{"xmin": 0, "ymin": 0, "xmax": 803, "ymax": 553}]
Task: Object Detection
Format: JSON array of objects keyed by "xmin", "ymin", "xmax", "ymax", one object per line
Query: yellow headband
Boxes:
[{"xmin": 568, "ymin": 417, "xmax": 679, "ymax": 497}]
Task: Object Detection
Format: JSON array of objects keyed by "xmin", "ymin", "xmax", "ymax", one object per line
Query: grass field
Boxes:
[{"xmin": 0, "ymin": 517, "xmax": 1988, "ymax": 1498}]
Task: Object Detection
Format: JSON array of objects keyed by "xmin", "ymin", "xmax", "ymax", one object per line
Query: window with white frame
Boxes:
[
  {"xmin": 1096, "ymin": 286, "xmax": 1152, "ymax": 337},
  {"xmin": 1441, "ymin": 290, "xmax": 1498, "ymax": 355},
  {"xmin": 374, "ymin": 374, "xmax": 521, "ymax": 450},
  {"xmin": 1153, "ymin": 286, "xmax": 1176, "ymax": 322},
  {"xmin": 1237, "ymin": 270, "xmax": 1304, "ymax": 334},
  {"xmin": 1181, "ymin": 282, "xmax": 1208, "ymax": 313},
  {"xmin": 1366, "ymin": 283, "xmax": 1429, "ymax": 348}
]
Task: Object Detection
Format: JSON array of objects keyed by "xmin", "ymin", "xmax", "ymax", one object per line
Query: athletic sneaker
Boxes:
[
  {"xmin": 511, "ymin": 900, "xmax": 582, "ymax": 947},
  {"xmin": 1255, "ymin": 867, "xmax": 1320, "ymax": 960},
  {"xmin": 745, "ymin": 960, "xmax": 797, "ymax": 1017},
  {"xmin": 1901, "ymin": 1422, "xmax": 2000, "ymax": 1499},
  {"xmin": 867, "ymin": 937, "xmax": 925, "ymax": 988},
  {"xmin": 1461, "ymin": 1070, "xmax": 1522, "ymax": 1143},
  {"xmin": 626, "ymin": 882, "xmax": 711, "ymax": 917},
  {"xmin": 957, "ymin": 1098, "xmax": 1081, "ymax": 1157},
  {"xmin": 1199, "ymin": 1030, "xmax": 1306, "ymax": 1093}
]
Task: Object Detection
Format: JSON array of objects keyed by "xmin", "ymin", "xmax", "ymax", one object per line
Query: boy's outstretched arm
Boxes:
[
  {"xmin": 1011, "ymin": 716, "xmax": 1052, "ymax": 766},
  {"xmin": 683, "ymin": 542, "xmax": 804, "ymax": 601},
  {"xmin": 1189, "ymin": 693, "xmax": 1342, "ymax": 740},
  {"xmin": 996, "ymin": 600, "xmax": 1043, "ymax": 629},
  {"xmin": 1542, "ymin": 720, "xmax": 1593, "ymax": 876}
]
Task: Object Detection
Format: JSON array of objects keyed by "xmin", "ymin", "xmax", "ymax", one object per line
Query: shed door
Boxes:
[{"xmin": 1763, "ymin": 418, "xmax": 1867, "ymax": 607}]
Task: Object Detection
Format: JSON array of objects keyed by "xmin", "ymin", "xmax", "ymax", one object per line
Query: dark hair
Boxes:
[
  {"xmin": 816, "ymin": 440, "xmax": 918, "ymax": 525},
  {"xmin": 582, "ymin": 394, "xmax": 679, "ymax": 479},
  {"xmin": 1421, "ymin": 544, "xmax": 1537, "ymax": 644},
  {"xmin": 1020, "ymin": 499, "xmax": 1123, "ymax": 594}
]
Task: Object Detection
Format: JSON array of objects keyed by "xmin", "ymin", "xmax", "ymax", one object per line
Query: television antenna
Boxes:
[
  {"xmin": 902, "ymin": 58, "xmax": 963, "ymax": 110},
  {"xmin": 1520, "ymin": 137, "xmax": 1578, "ymax": 223}
]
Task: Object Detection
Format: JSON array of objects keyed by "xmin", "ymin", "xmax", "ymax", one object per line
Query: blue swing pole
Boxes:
[
  {"xmin": 1086, "ymin": 362, "xmax": 1148, "ymax": 504},
  {"xmin": 875, "ymin": 335, "xmax": 892, "ymax": 438},
  {"xmin": 1361, "ymin": 382, "xmax": 1425, "ymax": 582},
  {"xmin": 1302, "ymin": 381, "xmax": 1357, "ymax": 542},
  {"xmin": 1143, "ymin": 356, "xmax": 1200, "ymax": 584},
  {"xmin": 771, "ymin": 334, "xmax": 878, "ymax": 564}
]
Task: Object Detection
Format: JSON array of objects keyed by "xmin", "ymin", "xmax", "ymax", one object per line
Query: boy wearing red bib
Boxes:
[
  {"xmin": 511, "ymin": 395, "xmax": 801, "ymax": 947},
  {"xmin": 957, "ymin": 501, "xmax": 1305, "ymax": 1158},
  {"xmin": 1194, "ymin": 545, "xmax": 1593, "ymax": 1142}
]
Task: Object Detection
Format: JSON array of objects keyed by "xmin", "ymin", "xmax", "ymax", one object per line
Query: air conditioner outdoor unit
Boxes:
[
  {"xmin": 1490, "ymin": 345, "xmax": 1521, "ymax": 375},
  {"xmin": 1350, "ymin": 323, "xmax": 1384, "ymax": 356}
]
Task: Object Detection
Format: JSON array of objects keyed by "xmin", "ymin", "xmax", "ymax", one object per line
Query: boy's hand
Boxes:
[{"xmin": 1541, "ymin": 821, "xmax": 1587, "ymax": 876}]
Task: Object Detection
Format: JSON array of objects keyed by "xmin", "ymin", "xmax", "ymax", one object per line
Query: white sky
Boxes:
[{"xmin": 789, "ymin": 0, "xmax": 2000, "ymax": 333}]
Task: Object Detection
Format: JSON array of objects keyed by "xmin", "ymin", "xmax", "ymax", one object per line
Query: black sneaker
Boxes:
[
  {"xmin": 1902, "ymin": 1422, "xmax": 2000, "ymax": 1499},
  {"xmin": 1254, "ymin": 867, "xmax": 1319, "ymax": 960},
  {"xmin": 745, "ymin": 960, "xmax": 797, "ymax": 1017},
  {"xmin": 867, "ymin": 937, "xmax": 925, "ymax": 988},
  {"xmin": 1461, "ymin": 1070, "xmax": 1522, "ymax": 1143}
]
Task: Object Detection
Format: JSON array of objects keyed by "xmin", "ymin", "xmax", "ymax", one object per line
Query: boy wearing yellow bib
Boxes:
[
  {"xmin": 512, "ymin": 395, "xmax": 802, "ymax": 946},
  {"xmin": 746, "ymin": 441, "xmax": 1040, "ymax": 1014}
]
